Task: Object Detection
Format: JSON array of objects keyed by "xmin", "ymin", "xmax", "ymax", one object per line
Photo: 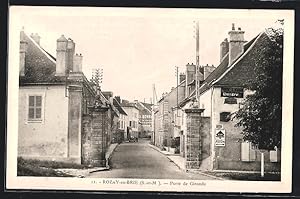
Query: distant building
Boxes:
[
  {"xmin": 134, "ymin": 100, "xmax": 153, "ymax": 138},
  {"xmin": 121, "ymin": 100, "xmax": 139, "ymax": 139},
  {"xmin": 113, "ymin": 96, "xmax": 128, "ymax": 141}
]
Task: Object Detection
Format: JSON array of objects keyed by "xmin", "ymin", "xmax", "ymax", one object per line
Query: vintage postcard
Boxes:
[{"xmin": 6, "ymin": 6, "xmax": 294, "ymax": 193}]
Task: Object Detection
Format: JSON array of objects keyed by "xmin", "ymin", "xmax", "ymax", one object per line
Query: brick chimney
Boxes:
[
  {"xmin": 19, "ymin": 29, "xmax": 27, "ymax": 76},
  {"xmin": 228, "ymin": 23, "xmax": 245, "ymax": 65},
  {"xmin": 73, "ymin": 53, "xmax": 83, "ymax": 72},
  {"xmin": 179, "ymin": 72, "xmax": 186, "ymax": 83},
  {"xmin": 220, "ymin": 38, "xmax": 229, "ymax": 62},
  {"xmin": 56, "ymin": 35, "xmax": 68, "ymax": 76},
  {"xmin": 203, "ymin": 64, "xmax": 216, "ymax": 80},
  {"xmin": 30, "ymin": 33, "xmax": 41, "ymax": 45},
  {"xmin": 66, "ymin": 38, "xmax": 75, "ymax": 72},
  {"xmin": 185, "ymin": 63, "xmax": 195, "ymax": 97}
]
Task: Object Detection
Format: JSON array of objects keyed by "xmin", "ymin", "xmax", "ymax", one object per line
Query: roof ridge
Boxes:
[
  {"xmin": 213, "ymin": 31, "xmax": 264, "ymax": 85},
  {"xmin": 25, "ymin": 32, "xmax": 56, "ymax": 64}
]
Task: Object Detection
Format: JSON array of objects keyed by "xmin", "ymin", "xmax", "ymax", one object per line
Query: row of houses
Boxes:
[
  {"xmin": 152, "ymin": 23, "xmax": 282, "ymax": 172},
  {"xmin": 18, "ymin": 30, "xmax": 153, "ymax": 166}
]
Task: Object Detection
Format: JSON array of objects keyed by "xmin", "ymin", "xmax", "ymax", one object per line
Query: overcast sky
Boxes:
[{"xmin": 10, "ymin": 7, "xmax": 287, "ymax": 103}]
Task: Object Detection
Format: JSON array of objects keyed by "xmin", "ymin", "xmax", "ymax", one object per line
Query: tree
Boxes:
[{"xmin": 235, "ymin": 20, "xmax": 284, "ymax": 151}]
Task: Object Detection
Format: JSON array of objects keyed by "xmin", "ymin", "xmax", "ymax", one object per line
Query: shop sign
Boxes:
[
  {"xmin": 221, "ymin": 87, "xmax": 244, "ymax": 98},
  {"xmin": 215, "ymin": 129, "xmax": 225, "ymax": 146}
]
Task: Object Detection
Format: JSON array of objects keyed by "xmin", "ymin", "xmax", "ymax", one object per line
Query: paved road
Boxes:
[{"xmin": 87, "ymin": 139, "xmax": 216, "ymax": 180}]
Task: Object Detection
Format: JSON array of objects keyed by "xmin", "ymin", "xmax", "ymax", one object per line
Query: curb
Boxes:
[
  {"xmin": 188, "ymin": 170, "xmax": 225, "ymax": 180},
  {"xmin": 148, "ymin": 144, "xmax": 225, "ymax": 180}
]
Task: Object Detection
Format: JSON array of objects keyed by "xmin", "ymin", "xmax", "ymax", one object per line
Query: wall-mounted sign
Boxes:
[
  {"xmin": 215, "ymin": 129, "xmax": 225, "ymax": 146},
  {"xmin": 221, "ymin": 87, "xmax": 244, "ymax": 98}
]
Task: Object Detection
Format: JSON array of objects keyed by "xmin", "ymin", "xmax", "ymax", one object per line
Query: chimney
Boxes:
[
  {"xmin": 73, "ymin": 53, "xmax": 83, "ymax": 72},
  {"xmin": 19, "ymin": 29, "xmax": 27, "ymax": 76},
  {"xmin": 56, "ymin": 35, "xmax": 68, "ymax": 76},
  {"xmin": 30, "ymin": 33, "xmax": 41, "ymax": 45},
  {"xmin": 179, "ymin": 72, "xmax": 186, "ymax": 83},
  {"xmin": 220, "ymin": 38, "xmax": 229, "ymax": 62},
  {"xmin": 204, "ymin": 64, "xmax": 216, "ymax": 80},
  {"xmin": 66, "ymin": 38, "xmax": 75, "ymax": 72},
  {"xmin": 185, "ymin": 63, "xmax": 196, "ymax": 97},
  {"xmin": 228, "ymin": 23, "xmax": 245, "ymax": 65},
  {"xmin": 115, "ymin": 96, "xmax": 121, "ymax": 103}
]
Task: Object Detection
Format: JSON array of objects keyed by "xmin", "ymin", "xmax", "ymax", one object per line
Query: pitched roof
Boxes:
[
  {"xmin": 197, "ymin": 33, "xmax": 260, "ymax": 95},
  {"xmin": 214, "ymin": 32, "xmax": 273, "ymax": 87},
  {"xmin": 120, "ymin": 100, "xmax": 139, "ymax": 110},
  {"xmin": 141, "ymin": 102, "xmax": 153, "ymax": 112},
  {"xmin": 113, "ymin": 98, "xmax": 127, "ymax": 115},
  {"xmin": 158, "ymin": 80, "xmax": 186, "ymax": 103},
  {"xmin": 19, "ymin": 31, "xmax": 66, "ymax": 85}
]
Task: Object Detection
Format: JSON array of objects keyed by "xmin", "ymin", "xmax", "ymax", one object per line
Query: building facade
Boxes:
[{"xmin": 18, "ymin": 30, "xmax": 117, "ymax": 165}]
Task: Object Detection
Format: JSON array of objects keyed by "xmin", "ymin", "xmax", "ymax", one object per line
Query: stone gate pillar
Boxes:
[
  {"xmin": 82, "ymin": 106, "xmax": 109, "ymax": 167},
  {"xmin": 184, "ymin": 108, "xmax": 204, "ymax": 170}
]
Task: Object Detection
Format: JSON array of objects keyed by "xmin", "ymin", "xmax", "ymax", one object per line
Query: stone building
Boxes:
[{"xmin": 18, "ymin": 30, "xmax": 117, "ymax": 166}]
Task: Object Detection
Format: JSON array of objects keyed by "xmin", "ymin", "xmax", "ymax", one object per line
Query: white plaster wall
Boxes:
[
  {"xmin": 18, "ymin": 85, "xmax": 69, "ymax": 158},
  {"xmin": 199, "ymin": 89, "xmax": 212, "ymax": 117},
  {"xmin": 122, "ymin": 107, "xmax": 139, "ymax": 132}
]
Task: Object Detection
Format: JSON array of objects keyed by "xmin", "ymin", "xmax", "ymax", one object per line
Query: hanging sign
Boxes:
[
  {"xmin": 215, "ymin": 129, "xmax": 226, "ymax": 146},
  {"xmin": 221, "ymin": 87, "xmax": 244, "ymax": 98}
]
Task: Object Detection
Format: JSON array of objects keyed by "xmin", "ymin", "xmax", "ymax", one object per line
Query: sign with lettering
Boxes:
[
  {"xmin": 221, "ymin": 87, "xmax": 244, "ymax": 98},
  {"xmin": 215, "ymin": 129, "xmax": 225, "ymax": 146}
]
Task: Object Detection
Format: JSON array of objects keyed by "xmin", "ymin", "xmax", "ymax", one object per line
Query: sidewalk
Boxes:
[
  {"xmin": 148, "ymin": 144, "xmax": 224, "ymax": 180},
  {"xmin": 148, "ymin": 144, "xmax": 185, "ymax": 171},
  {"xmin": 55, "ymin": 143, "xmax": 119, "ymax": 177}
]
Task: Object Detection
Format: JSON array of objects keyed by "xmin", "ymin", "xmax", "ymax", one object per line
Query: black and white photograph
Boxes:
[{"xmin": 6, "ymin": 6, "xmax": 294, "ymax": 193}]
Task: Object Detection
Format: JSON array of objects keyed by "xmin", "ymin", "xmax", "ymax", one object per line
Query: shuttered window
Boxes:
[
  {"xmin": 241, "ymin": 141, "xmax": 256, "ymax": 162},
  {"xmin": 28, "ymin": 95, "xmax": 42, "ymax": 121}
]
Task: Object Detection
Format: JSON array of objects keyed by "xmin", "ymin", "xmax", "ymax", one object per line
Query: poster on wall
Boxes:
[{"xmin": 215, "ymin": 129, "xmax": 226, "ymax": 146}]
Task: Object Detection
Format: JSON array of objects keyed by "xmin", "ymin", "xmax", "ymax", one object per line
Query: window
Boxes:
[
  {"xmin": 241, "ymin": 141, "xmax": 256, "ymax": 162},
  {"xmin": 28, "ymin": 95, "xmax": 42, "ymax": 121},
  {"xmin": 220, "ymin": 112, "xmax": 231, "ymax": 122}
]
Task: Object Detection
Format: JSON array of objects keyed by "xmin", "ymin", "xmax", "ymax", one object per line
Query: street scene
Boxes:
[
  {"xmin": 87, "ymin": 139, "xmax": 215, "ymax": 180},
  {"xmin": 10, "ymin": 7, "xmax": 291, "ymax": 187}
]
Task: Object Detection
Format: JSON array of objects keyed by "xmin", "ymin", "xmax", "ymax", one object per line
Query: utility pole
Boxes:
[
  {"xmin": 195, "ymin": 20, "xmax": 200, "ymax": 105},
  {"xmin": 92, "ymin": 68, "xmax": 103, "ymax": 89}
]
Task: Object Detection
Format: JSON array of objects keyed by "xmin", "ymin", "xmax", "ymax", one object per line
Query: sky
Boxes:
[{"xmin": 10, "ymin": 7, "xmax": 288, "ymax": 103}]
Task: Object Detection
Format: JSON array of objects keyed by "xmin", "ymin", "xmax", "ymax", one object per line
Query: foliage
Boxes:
[
  {"xmin": 235, "ymin": 21, "xmax": 283, "ymax": 150},
  {"xmin": 17, "ymin": 157, "xmax": 75, "ymax": 177}
]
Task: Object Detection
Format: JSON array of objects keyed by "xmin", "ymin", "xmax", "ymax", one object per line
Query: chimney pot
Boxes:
[
  {"xmin": 220, "ymin": 37, "xmax": 229, "ymax": 62},
  {"xmin": 228, "ymin": 24, "xmax": 245, "ymax": 65},
  {"xmin": 56, "ymin": 35, "xmax": 68, "ymax": 76},
  {"xmin": 73, "ymin": 53, "xmax": 83, "ymax": 72},
  {"xmin": 30, "ymin": 33, "xmax": 41, "ymax": 45},
  {"xmin": 232, "ymin": 23, "xmax": 235, "ymax": 30},
  {"xmin": 20, "ymin": 30, "xmax": 27, "ymax": 76}
]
